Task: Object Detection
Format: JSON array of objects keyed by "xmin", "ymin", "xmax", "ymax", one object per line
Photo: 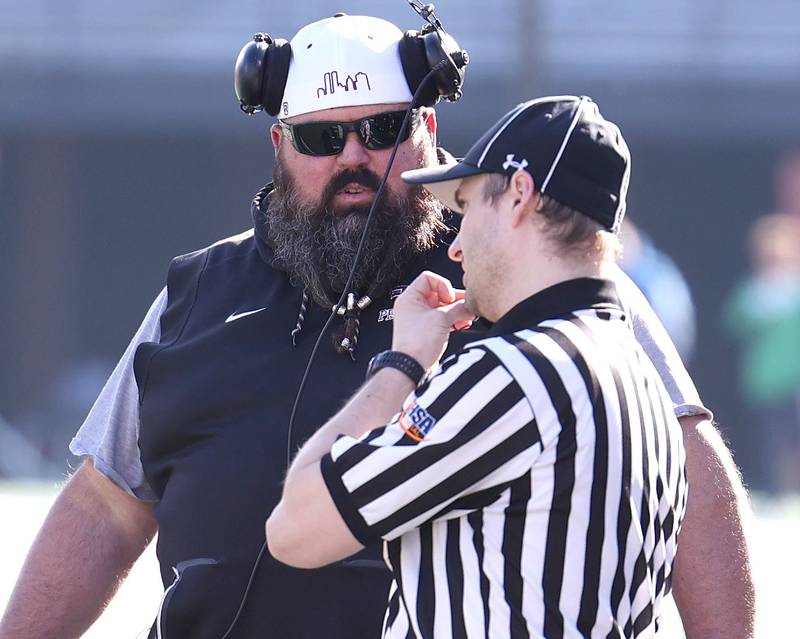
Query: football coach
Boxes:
[{"xmin": 267, "ymin": 96, "xmax": 688, "ymax": 638}]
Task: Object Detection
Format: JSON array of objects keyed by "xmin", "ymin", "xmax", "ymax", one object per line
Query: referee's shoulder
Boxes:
[
  {"xmin": 424, "ymin": 340, "xmax": 508, "ymax": 388},
  {"xmin": 462, "ymin": 329, "xmax": 556, "ymax": 361},
  {"xmin": 435, "ymin": 337, "xmax": 527, "ymax": 385},
  {"xmin": 459, "ymin": 324, "xmax": 586, "ymax": 379}
]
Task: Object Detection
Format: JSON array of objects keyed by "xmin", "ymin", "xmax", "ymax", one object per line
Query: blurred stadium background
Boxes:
[{"xmin": 1, "ymin": 0, "xmax": 799, "ymax": 635}]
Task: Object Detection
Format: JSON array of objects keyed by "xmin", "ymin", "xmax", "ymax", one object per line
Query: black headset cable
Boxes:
[{"xmin": 218, "ymin": 62, "xmax": 448, "ymax": 639}]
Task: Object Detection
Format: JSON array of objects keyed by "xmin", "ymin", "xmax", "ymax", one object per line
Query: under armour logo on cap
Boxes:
[{"xmin": 502, "ymin": 154, "xmax": 528, "ymax": 172}]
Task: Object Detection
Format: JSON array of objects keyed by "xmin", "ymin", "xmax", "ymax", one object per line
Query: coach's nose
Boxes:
[{"xmin": 336, "ymin": 131, "xmax": 370, "ymax": 168}]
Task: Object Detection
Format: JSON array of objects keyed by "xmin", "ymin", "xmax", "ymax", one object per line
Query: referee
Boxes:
[{"xmin": 267, "ymin": 96, "xmax": 687, "ymax": 638}]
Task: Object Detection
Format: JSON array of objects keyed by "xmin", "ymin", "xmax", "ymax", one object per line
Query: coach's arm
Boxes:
[
  {"xmin": 0, "ymin": 459, "xmax": 157, "ymax": 639},
  {"xmin": 672, "ymin": 415, "xmax": 756, "ymax": 639},
  {"xmin": 266, "ymin": 367, "xmax": 412, "ymax": 568}
]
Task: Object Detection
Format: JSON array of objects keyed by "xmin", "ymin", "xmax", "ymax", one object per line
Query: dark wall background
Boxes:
[{"xmin": 2, "ymin": 0, "xmax": 799, "ymax": 485}]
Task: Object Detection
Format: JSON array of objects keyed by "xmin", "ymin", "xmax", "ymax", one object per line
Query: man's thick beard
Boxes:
[{"xmin": 264, "ymin": 160, "xmax": 447, "ymax": 308}]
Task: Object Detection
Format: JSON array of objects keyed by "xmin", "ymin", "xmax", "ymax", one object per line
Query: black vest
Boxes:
[{"xmin": 135, "ymin": 189, "xmax": 478, "ymax": 638}]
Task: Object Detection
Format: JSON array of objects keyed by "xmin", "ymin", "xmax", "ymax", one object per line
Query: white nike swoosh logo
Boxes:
[{"xmin": 225, "ymin": 307, "xmax": 267, "ymax": 323}]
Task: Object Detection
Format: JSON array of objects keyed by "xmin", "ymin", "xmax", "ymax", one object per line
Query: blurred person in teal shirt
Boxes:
[{"xmin": 724, "ymin": 212, "xmax": 800, "ymax": 493}]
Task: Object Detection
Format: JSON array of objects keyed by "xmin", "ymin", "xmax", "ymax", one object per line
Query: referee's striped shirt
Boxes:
[{"xmin": 321, "ymin": 277, "xmax": 688, "ymax": 639}]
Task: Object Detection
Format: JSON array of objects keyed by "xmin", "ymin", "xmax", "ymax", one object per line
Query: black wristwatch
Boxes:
[{"xmin": 365, "ymin": 350, "xmax": 427, "ymax": 386}]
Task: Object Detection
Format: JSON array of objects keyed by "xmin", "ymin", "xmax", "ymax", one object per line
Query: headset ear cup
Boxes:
[
  {"xmin": 234, "ymin": 37, "xmax": 271, "ymax": 113},
  {"xmin": 399, "ymin": 31, "xmax": 441, "ymax": 107},
  {"xmin": 262, "ymin": 39, "xmax": 292, "ymax": 117},
  {"xmin": 420, "ymin": 31, "xmax": 464, "ymax": 98}
]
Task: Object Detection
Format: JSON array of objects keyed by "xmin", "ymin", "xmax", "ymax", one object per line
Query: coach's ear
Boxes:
[
  {"xmin": 420, "ymin": 108, "xmax": 437, "ymax": 147},
  {"xmin": 509, "ymin": 170, "xmax": 537, "ymax": 228},
  {"xmin": 270, "ymin": 123, "xmax": 283, "ymax": 156},
  {"xmin": 436, "ymin": 147, "xmax": 457, "ymax": 166}
]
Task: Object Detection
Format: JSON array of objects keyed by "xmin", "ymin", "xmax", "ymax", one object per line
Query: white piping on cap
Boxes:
[
  {"xmin": 476, "ymin": 102, "xmax": 529, "ymax": 168},
  {"xmin": 476, "ymin": 95, "xmax": 581, "ymax": 170},
  {"xmin": 611, "ymin": 147, "xmax": 630, "ymax": 233},
  {"xmin": 540, "ymin": 96, "xmax": 588, "ymax": 194}
]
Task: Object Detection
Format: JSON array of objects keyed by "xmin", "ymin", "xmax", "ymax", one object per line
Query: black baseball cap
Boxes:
[{"xmin": 402, "ymin": 95, "xmax": 631, "ymax": 231}]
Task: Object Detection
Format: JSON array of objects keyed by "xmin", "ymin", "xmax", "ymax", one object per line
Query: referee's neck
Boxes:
[{"xmin": 494, "ymin": 236, "xmax": 612, "ymax": 320}]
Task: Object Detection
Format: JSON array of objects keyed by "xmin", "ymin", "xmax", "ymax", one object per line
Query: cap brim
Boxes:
[{"xmin": 401, "ymin": 162, "xmax": 486, "ymax": 212}]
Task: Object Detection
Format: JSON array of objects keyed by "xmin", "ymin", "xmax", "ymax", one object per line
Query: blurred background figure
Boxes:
[
  {"xmin": 9, "ymin": 360, "xmax": 111, "ymax": 477},
  {"xmin": 723, "ymin": 212, "xmax": 800, "ymax": 494},
  {"xmin": 0, "ymin": 416, "xmax": 55, "ymax": 480},
  {"xmin": 0, "ymin": 360, "xmax": 108, "ymax": 480},
  {"xmin": 619, "ymin": 219, "xmax": 697, "ymax": 362},
  {"xmin": 776, "ymin": 149, "xmax": 800, "ymax": 221}
]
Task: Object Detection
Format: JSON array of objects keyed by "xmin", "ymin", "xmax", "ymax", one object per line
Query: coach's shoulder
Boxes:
[{"xmin": 171, "ymin": 228, "xmax": 255, "ymax": 268}]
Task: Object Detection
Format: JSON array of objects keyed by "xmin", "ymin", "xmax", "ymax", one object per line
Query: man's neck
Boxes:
[{"xmin": 494, "ymin": 252, "xmax": 612, "ymax": 320}]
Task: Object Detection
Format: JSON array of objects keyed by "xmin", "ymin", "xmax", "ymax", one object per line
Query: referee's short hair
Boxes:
[{"xmin": 480, "ymin": 172, "xmax": 621, "ymax": 260}]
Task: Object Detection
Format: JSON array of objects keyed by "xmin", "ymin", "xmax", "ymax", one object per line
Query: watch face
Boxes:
[{"xmin": 366, "ymin": 351, "xmax": 387, "ymax": 380}]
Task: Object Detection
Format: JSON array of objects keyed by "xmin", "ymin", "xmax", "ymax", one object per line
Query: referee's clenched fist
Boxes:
[{"xmin": 391, "ymin": 271, "xmax": 475, "ymax": 371}]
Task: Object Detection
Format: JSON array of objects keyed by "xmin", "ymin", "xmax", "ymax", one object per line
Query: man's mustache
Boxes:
[{"xmin": 322, "ymin": 168, "xmax": 383, "ymax": 205}]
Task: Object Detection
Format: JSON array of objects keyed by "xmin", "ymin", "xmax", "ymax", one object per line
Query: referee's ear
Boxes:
[{"xmin": 508, "ymin": 170, "xmax": 537, "ymax": 228}]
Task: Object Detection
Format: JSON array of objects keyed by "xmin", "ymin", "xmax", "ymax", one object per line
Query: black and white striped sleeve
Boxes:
[{"xmin": 320, "ymin": 347, "xmax": 540, "ymax": 546}]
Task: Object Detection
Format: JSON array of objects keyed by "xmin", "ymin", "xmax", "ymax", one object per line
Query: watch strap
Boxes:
[{"xmin": 366, "ymin": 350, "xmax": 426, "ymax": 386}]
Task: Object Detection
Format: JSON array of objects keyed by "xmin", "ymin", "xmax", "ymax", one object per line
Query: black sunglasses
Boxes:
[{"xmin": 281, "ymin": 109, "xmax": 416, "ymax": 157}]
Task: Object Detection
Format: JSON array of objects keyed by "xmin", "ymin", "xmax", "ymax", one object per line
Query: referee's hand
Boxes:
[{"xmin": 391, "ymin": 271, "xmax": 476, "ymax": 371}]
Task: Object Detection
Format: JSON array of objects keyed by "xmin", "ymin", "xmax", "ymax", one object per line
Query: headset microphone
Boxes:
[{"xmin": 405, "ymin": 0, "xmax": 469, "ymax": 103}]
